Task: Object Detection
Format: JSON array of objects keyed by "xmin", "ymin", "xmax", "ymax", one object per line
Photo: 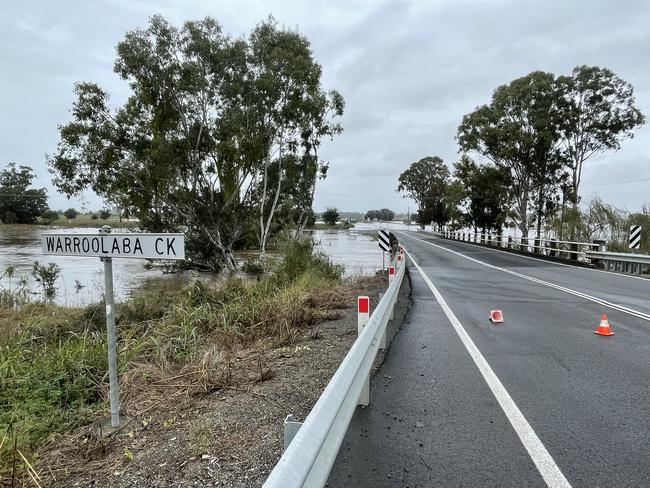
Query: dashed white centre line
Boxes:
[{"xmin": 404, "ymin": 248, "xmax": 572, "ymax": 488}]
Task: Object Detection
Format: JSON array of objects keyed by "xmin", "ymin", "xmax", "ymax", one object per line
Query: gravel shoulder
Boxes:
[{"xmin": 39, "ymin": 271, "xmax": 411, "ymax": 488}]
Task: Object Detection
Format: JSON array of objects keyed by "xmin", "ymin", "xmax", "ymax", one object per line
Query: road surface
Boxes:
[{"xmin": 328, "ymin": 231, "xmax": 650, "ymax": 487}]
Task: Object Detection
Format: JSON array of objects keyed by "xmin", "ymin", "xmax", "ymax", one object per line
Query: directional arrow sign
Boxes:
[
  {"xmin": 378, "ymin": 229, "xmax": 391, "ymax": 252},
  {"xmin": 41, "ymin": 232, "xmax": 185, "ymax": 259}
]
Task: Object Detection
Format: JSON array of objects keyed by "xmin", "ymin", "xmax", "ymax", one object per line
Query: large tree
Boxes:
[
  {"xmin": 458, "ymin": 71, "xmax": 561, "ymax": 239},
  {"xmin": 555, "ymin": 66, "xmax": 644, "ymax": 238},
  {"xmin": 48, "ymin": 15, "xmax": 343, "ymax": 270},
  {"xmin": 0, "ymin": 164, "xmax": 48, "ymax": 224},
  {"xmin": 397, "ymin": 156, "xmax": 450, "ymax": 229},
  {"xmin": 453, "ymin": 156, "xmax": 511, "ymax": 234}
]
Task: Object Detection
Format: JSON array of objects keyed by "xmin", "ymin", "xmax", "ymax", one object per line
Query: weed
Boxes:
[{"xmin": 188, "ymin": 418, "xmax": 214, "ymax": 457}]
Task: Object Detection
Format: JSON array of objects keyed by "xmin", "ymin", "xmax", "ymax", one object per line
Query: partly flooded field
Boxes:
[{"xmin": 0, "ymin": 222, "xmax": 414, "ymax": 306}]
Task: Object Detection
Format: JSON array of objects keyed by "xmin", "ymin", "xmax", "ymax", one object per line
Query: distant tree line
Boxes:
[
  {"xmin": 398, "ymin": 66, "xmax": 645, "ymax": 241},
  {"xmin": 48, "ymin": 15, "xmax": 344, "ymax": 270},
  {"xmin": 364, "ymin": 208, "xmax": 395, "ymax": 221}
]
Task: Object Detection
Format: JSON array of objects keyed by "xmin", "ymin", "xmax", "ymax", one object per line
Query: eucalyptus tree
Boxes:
[
  {"xmin": 555, "ymin": 66, "xmax": 644, "ymax": 238},
  {"xmin": 48, "ymin": 15, "xmax": 343, "ymax": 270},
  {"xmin": 453, "ymin": 156, "xmax": 511, "ymax": 234},
  {"xmin": 0, "ymin": 164, "xmax": 48, "ymax": 224},
  {"xmin": 397, "ymin": 156, "xmax": 450, "ymax": 228},
  {"xmin": 248, "ymin": 20, "xmax": 343, "ymax": 254},
  {"xmin": 458, "ymin": 71, "xmax": 561, "ymax": 240}
]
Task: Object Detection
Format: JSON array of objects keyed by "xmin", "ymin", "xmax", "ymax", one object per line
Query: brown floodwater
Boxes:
[{"xmin": 0, "ymin": 223, "xmax": 412, "ymax": 307}]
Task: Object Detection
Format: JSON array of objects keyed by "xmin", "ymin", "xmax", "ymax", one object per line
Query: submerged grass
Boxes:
[{"xmin": 0, "ymin": 237, "xmax": 345, "ymax": 484}]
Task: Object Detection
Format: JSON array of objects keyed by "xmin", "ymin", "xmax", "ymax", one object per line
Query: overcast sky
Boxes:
[{"xmin": 2, "ymin": 0, "xmax": 650, "ymax": 214}]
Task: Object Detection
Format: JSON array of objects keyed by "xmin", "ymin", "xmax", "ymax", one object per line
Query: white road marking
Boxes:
[
  {"xmin": 401, "ymin": 233, "xmax": 650, "ymax": 322},
  {"xmin": 415, "ymin": 231, "xmax": 650, "ymax": 283},
  {"xmin": 405, "ymin": 249, "xmax": 573, "ymax": 488}
]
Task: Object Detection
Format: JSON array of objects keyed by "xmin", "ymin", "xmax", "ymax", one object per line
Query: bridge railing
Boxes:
[
  {"xmin": 430, "ymin": 230, "xmax": 648, "ymax": 275},
  {"xmin": 263, "ymin": 252, "xmax": 407, "ymax": 488},
  {"xmin": 436, "ymin": 230, "xmax": 599, "ymax": 261}
]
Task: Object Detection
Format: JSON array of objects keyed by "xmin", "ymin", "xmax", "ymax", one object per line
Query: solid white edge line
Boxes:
[
  {"xmin": 415, "ymin": 231, "xmax": 650, "ymax": 283},
  {"xmin": 400, "ymin": 233, "xmax": 650, "ymax": 322},
  {"xmin": 404, "ymin": 248, "xmax": 572, "ymax": 488}
]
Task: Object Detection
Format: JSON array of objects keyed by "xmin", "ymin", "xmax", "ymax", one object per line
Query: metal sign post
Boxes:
[
  {"xmin": 42, "ymin": 226, "xmax": 185, "ymax": 430},
  {"xmin": 99, "ymin": 226, "xmax": 120, "ymax": 427}
]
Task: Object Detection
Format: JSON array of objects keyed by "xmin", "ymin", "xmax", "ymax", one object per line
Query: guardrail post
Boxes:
[
  {"xmin": 357, "ymin": 296, "xmax": 370, "ymax": 406},
  {"xmin": 521, "ymin": 237, "xmax": 527, "ymax": 252},
  {"xmin": 283, "ymin": 414, "xmax": 303, "ymax": 451},
  {"xmin": 570, "ymin": 242, "xmax": 578, "ymax": 261},
  {"xmin": 534, "ymin": 238, "xmax": 540, "ymax": 254},
  {"xmin": 550, "ymin": 239, "xmax": 557, "ymax": 257},
  {"xmin": 507, "ymin": 235, "xmax": 512, "ymax": 249},
  {"xmin": 388, "ymin": 266, "xmax": 395, "ymax": 285},
  {"xmin": 487, "ymin": 234, "xmax": 492, "ymax": 246}
]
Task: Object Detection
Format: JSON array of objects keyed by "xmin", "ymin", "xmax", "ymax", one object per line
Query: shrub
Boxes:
[
  {"xmin": 241, "ymin": 258, "xmax": 265, "ymax": 277},
  {"xmin": 63, "ymin": 208, "xmax": 78, "ymax": 220}
]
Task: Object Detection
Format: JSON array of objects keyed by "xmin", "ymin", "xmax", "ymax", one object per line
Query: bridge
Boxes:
[{"xmin": 268, "ymin": 230, "xmax": 650, "ymax": 487}]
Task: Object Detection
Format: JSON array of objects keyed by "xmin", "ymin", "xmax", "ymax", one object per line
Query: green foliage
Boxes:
[
  {"xmin": 63, "ymin": 208, "xmax": 78, "ymax": 220},
  {"xmin": 453, "ymin": 156, "xmax": 511, "ymax": 233},
  {"xmin": 364, "ymin": 208, "xmax": 395, "ymax": 221},
  {"xmin": 99, "ymin": 209, "xmax": 111, "ymax": 220},
  {"xmin": 457, "ymin": 71, "xmax": 561, "ymax": 237},
  {"xmin": 397, "ymin": 156, "xmax": 450, "ymax": 227},
  {"xmin": 274, "ymin": 237, "xmax": 343, "ymax": 284},
  {"xmin": 556, "ymin": 66, "xmax": 645, "ymax": 204},
  {"xmin": 40, "ymin": 209, "xmax": 60, "ymax": 224},
  {"xmin": 322, "ymin": 207, "xmax": 339, "ymax": 225},
  {"xmin": 31, "ymin": 261, "xmax": 61, "ymax": 300},
  {"xmin": 0, "ymin": 236, "xmax": 344, "ymax": 476},
  {"xmin": 90, "ymin": 213, "xmax": 98, "ymax": 220},
  {"xmin": 457, "ymin": 66, "xmax": 644, "ymax": 239},
  {"xmin": 48, "ymin": 15, "xmax": 344, "ymax": 270},
  {"xmin": 241, "ymin": 258, "xmax": 266, "ymax": 277},
  {"xmin": 0, "ymin": 164, "xmax": 48, "ymax": 224}
]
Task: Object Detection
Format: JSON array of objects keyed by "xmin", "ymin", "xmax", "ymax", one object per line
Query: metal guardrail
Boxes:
[
  {"xmin": 585, "ymin": 250, "xmax": 650, "ymax": 275},
  {"xmin": 263, "ymin": 254, "xmax": 407, "ymax": 488}
]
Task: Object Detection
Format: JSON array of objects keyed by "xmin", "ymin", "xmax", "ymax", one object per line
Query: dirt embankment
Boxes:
[{"xmin": 39, "ymin": 272, "xmax": 411, "ymax": 488}]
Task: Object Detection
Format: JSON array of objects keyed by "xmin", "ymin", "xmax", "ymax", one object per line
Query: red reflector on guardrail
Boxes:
[{"xmin": 358, "ymin": 296, "xmax": 369, "ymax": 314}]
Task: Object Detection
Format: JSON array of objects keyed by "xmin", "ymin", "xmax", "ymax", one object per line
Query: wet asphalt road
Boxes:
[{"xmin": 328, "ymin": 232, "xmax": 650, "ymax": 488}]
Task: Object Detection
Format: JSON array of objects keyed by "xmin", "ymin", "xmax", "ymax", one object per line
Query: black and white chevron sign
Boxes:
[
  {"xmin": 378, "ymin": 229, "xmax": 390, "ymax": 252},
  {"xmin": 629, "ymin": 225, "xmax": 642, "ymax": 249}
]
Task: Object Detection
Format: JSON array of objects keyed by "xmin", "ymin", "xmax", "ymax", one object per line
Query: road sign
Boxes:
[
  {"xmin": 41, "ymin": 232, "xmax": 185, "ymax": 259},
  {"xmin": 40, "ymin": 226, "xmax": 185, "ymax": 429},
  {"xmin": 629, "ymin": 225, "xmax": 642, "ymax": 249},
  {"xmin": 378, "ymin": 230, "xmax": 390, "ymax": 252}
]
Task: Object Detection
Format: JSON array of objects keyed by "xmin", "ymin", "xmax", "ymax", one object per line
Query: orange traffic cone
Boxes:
[
  {"xmin": 489, "ymin": 310, "xmax": 504, "ymax": 324},
  {"xmin": 594, "ymin": 313, "xmax": 615, "ymax": 336}
]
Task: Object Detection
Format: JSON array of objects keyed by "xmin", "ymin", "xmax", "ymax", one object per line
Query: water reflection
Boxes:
[
  {"xmin": 311, "ymin": 222, "xmax": 412, "ymax": 277},
  {"xmin": 0, "ymin": 226, "xmax": 177, "ymax": 306}
]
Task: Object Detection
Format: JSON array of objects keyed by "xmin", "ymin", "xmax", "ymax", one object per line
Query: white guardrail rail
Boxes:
[
  {"xmin": 430, "ymin": 229, "xmax": 648, "ymax": 276},
  {"xmin": 263, "ymin": 251, "xmax": 407, "ymax": 488}
]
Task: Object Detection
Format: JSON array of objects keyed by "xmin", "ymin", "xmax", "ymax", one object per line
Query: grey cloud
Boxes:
[{"xmin": 2, "ymin": 0, "xmax": 649, "ymax": 213}]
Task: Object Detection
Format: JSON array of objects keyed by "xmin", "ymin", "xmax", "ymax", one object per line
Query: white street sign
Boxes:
[{"xmin": 41, "ymin": 232, "xmax": 185, "ymax": 260}]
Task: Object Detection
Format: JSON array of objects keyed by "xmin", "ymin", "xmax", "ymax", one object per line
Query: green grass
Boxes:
[{"xmin": 0, "ymin": 237, "xmax": 344, "ymax": 480}]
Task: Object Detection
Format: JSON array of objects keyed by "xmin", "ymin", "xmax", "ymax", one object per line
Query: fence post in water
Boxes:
[{"xmin": 100, "ymin": 225, "xmax": 120, "ymax": 428}]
